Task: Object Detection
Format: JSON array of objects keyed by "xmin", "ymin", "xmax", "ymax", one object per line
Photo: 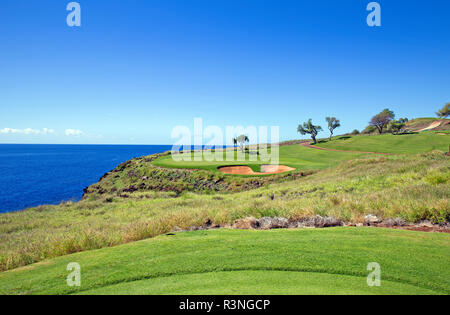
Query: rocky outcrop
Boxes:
[
  {"xmin": 233, "ymin": 215, "xmax": 342, "ymax": 230},
  {"xmin": 182, "ymin": 216, "xmax": 449, "ymax": 234}
]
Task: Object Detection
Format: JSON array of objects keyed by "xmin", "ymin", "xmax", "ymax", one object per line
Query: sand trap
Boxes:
[
  {"xmin": 219, "ymin": 165, "xmax": 295, "ymax": 175},
  {"xmin": 417, "ymin": 120, "xmax": 443, "ymax": 132}
]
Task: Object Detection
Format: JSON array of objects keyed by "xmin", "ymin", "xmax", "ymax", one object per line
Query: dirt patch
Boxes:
[
  {"xmin": 417, "ymin": 120, "xmax": 443, "ymax": 132},
  {"xmin": 219, "ymin": 165, "xmax": 296, "ymax": 175}
]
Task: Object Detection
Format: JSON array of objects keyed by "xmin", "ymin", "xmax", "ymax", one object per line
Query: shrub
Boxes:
[
  {"xmin": 425, "ymin": 170, "xmax": 449, "ymax": 185},
  {"xmin": 362, "ymin": 125, "xmax": 376, "ymax": 134}
]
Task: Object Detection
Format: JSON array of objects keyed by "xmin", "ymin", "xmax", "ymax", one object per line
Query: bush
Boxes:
[
  {"xmin": 425, "ymin": 170, "xmax": 449, "ymax": 185},
  {"xmin": 362, "ymin": 126, "xmax": 376, "ymax": 134},
  {"xmin": 351, "ymin": 129, "xmax": 360, "ymax": 135}
]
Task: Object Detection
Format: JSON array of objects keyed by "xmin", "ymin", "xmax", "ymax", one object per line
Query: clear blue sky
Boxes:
[{"xmin": 0, "ymin": 0, "xmax": 449, "ymax": 144}]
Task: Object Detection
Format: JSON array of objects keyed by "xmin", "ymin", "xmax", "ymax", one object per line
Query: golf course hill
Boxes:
[{"xmin": 0, "ymin": 124, "xmax": 448, "ymax": 294}]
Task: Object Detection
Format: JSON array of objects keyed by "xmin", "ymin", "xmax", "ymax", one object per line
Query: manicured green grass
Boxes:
[
  {"xmin": 316, "ymin": 132, "xmax": 449, "ymax": 154},
  {"xmin": 152, "ymin": 145, "xmax": 366, "ymax": 172},
  {"xmin": 0, "ymin": 228, "xmax": 448, "ymax": 295},
  {"xmin": 79, "ymin": 270, "xmax": 437, "ymax": 295}
]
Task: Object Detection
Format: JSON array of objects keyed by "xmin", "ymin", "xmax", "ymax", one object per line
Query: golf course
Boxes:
[{"xmin": 0, "ymin": 120, "xmax": 449, "ymax": 295}]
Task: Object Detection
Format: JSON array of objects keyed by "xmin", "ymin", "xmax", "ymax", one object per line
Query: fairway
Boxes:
[
  {"xmin": 316, "ymin": 132, "xmax": 449, "ymax": 154},
  {"xmin": 1, "ymin": 228, "xmax": 448, "ymax": 295}
]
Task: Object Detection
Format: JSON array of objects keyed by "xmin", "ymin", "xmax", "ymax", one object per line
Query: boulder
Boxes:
[
  {"xmin": 365, "ymin": 214, "xmax": 382, "ymax": 224},
  {"xmin": 257, "ymin": 217, "xmax": 289, "ymax": 229},
  {"xmin": 382, "ymin": 218, "xmax": 406, "ymax": 227},
  {"xmin": 294, "ymin": 215, "xmax": 342, "ymax": 228}
]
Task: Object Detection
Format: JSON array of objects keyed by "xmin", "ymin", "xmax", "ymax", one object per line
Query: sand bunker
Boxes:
[{"xmin": 219, "ymin": 165, "xmax": 295, "ymax": 175}]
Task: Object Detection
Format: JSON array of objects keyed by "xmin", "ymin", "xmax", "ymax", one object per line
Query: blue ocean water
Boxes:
[{"xmin": 0, "ymin": 144, "xmax": 172, "ymax": 213}]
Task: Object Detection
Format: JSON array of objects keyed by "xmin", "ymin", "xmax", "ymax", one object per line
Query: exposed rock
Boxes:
[
  {"xmin": 365, "ymin": 214, "xmax": 382, "ymax": 225},
  {"xmin": 258, "ymin": 217, "xmax": 289, "ymax": 229},
  {"xmin": 233, "ymin": 216, "xmax": 342, "ymax": 230},
  {"xmin": 418, "ymin": 220, "xmax": 434, "ymax": 228},
  {"xmin": 234, "ymin": 217, "xmax": 289, "ymax": 230},
  {"xmin": 317, "ymin": 216, "xmax": 342, "ymax": 228},
  {"xmin": 128, "ymin": 170, "xmax": 138, "ymax": 177},
  {"xmin": 293, "ymin": 215, "xmax": 342, "ymax": 228},
  {"xmin": 381, "ymin": 218, "xmax": 406, "ymax": 227}
]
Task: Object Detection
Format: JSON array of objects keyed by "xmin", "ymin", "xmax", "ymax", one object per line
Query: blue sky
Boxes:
[{"xmin": 0, "ymin": 0, "xmax": 449, "ymax": 144}]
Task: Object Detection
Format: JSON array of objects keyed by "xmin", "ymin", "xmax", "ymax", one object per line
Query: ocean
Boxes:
[{"xmin": 0, "ymin": 144, "xmax": 172, "ymax": 213}]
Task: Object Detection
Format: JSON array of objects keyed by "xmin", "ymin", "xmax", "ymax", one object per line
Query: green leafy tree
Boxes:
[
  {"xmin": 369, "ymin": 109, "xmax": 395, "ymax": 134},
  {"xmin": 390, "ymin": 118, "xmax": 408, "ymax": 134},
  {"xmin": 233, "ymin": 135, "xmax": 249, "ymax": 153},
  {"xmin": 436, "ymin": 103, "xmax": 450, "ymax": 118},
  {"xmin": 325, "ymin": 117, "xmax": 341, "ymax": 140},
  {"xmin": 297, "ymin": 119, "xmax": 322, "ymax": 144}
]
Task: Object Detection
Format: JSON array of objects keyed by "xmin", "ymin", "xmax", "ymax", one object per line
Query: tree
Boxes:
[
  {"xmin": 436, "ymin": 103, "xmax": 450, "ymax": 118},
  {"xmin": 297, "ymin": 119, "xmax": 322, "ymax": 144},
  {"xmin": 233, "ymin": 135, "xmax": 249, "ymax": 153},
  {"xmin": 369, "ymin": 109, "xmax": 395, "ymax": 134},
  {"xmin": 325, "ymin": 117, "xmax": 341, "ymax": 140},
  {"xmin": 390, "ymin": 118, "xmax": 408, "ymax": 134}
]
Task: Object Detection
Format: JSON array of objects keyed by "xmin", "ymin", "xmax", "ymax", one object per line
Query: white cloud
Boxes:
[
  {"xmin": 65, "ymin": 129, "xmax": 84, "ymax": 136},
  {"xmin": 0, "ymin": 128, "xmax": 21, "ymax": 134},
  {"xmin": 0, "ymin": 128, "xmax": 55, "ymax": 135}
]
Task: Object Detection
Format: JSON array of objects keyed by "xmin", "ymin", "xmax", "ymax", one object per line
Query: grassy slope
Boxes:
[
  {"xmin": 0, "ymin": 228, "xmax": 448, "ymax": 295},
  {"xmin": 152, "ymin": 144, "xmax": 365, "ymax": 171},
  {"xmin": 316, "ymin": 132, "xmax": 449, "ymax": 154}
]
